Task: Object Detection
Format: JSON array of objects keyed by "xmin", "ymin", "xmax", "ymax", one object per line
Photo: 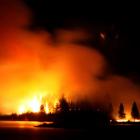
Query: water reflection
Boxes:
[{"xmin": 0, "ymin": 121, "xmax": 52, "ymax": 128}]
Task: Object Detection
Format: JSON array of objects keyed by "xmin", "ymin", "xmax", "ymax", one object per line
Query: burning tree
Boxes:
[
  {"xmin": 118, "ymin": 103, "xmax": 125, "ymax": 119},
  {"xmin": 131, "ymin": 101, "xmax": 139, "ymax": 120},
  {"xmin": 40, "ymin": 104, "xmax": 45, "ymax": 113}
]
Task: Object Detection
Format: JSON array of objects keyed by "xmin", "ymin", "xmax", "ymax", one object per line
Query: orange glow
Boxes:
[
  {"xmin": 115, "ymin": 112, "xmax": 140, "ymax": 122},
  {"xmin": 115, "ymin": 111, "xmax": 131, "ymax": 122},
  {"xmin": 45, "ymin": 103, "xmax": 49, "ymax": 114},
  {"xmin": 116, "ymin": 119, "xmax": 140, "ymax": 123},
  {"xmin": 116, "ymin": 119, "xmax": 128, "ymax": 122},
  {"xmin": 18, "ymin": 106, "xmax": 26, "ymax": 115},
  {"xmin": 132, "ymin": 119, "xmax": 140, "ymax": 122},
  {"xmin": 18, "ymin": 95, "xmax": 57, "ymax": 114},
  {"xmin": 2, "ymin": 0, "xmax": 140, "ymax": 116},
  {"xmin": 28, "ymin": 96, "xmax": 40, "ymax": 113}
]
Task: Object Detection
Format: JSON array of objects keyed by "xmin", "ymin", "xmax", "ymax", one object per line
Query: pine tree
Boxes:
[
  {"xmin": 40, "ymin": 104, "xmax": 45, "ymax": 113},
  {"xmin": 55, "ymin": 96, "xmax": 69, "ymax": 113},
  {"xmin": 131, "ymin": 101, "xmax": 139, "ymax": 120},
  {"xmin": 59, "ymin": 96, "xmax": 69, "ymax": 113},
  {"xmin": 118, "ymin": 103, "xmax": 125, "ymax": 119}
]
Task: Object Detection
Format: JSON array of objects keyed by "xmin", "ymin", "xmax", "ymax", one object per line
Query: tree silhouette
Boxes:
[
  {"xmin": 118, "ymin": 103, "xmax": 125, "ymax": 119},
  {"xmin": 40, "ymin": 104, "xmax": 45, "ymax": 113},
  {"xmin": 131, "ymin": 101, "xmax": 139, "ymax": 120},
  {"xmin": 58, "ymin": 96, "xmax": 69, "ymax": 113}
]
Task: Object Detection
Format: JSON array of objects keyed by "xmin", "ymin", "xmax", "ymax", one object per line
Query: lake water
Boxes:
[
  {"xmin": 1, "ymin": 121, "xmax": 138, "ymax": 139},
  {"xmin": 0, "ymin": 121, "xmax": 51, "ymax": 128},
  {"xmin": 0, "ymin": 121, "xmax": 88, "ymax": 140}
]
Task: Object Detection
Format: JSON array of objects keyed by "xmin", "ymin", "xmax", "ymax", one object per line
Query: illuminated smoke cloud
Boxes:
[{"xmin": 0, "ymin": 0, "xmax": 140, "ymax": 116}]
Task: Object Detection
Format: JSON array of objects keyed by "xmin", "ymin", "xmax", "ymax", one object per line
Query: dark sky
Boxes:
[{"xmin": 23, "ymin": 0, "xmax": 140, "ymax": 80}]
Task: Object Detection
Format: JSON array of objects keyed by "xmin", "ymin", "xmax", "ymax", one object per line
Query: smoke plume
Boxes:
[{"xmin": 0, "ymin": 0, "xmax": 140, "ymax": 116}]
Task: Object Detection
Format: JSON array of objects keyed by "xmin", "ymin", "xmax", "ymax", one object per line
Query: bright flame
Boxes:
[
  {"xmin": 45, "ymin": 103, "xmax": 49, "ymax": 114},
  {"xmin": 28, "ymin": 96, "xmax": 40, "ymax": 113},
  {"xmin": 115, "ymin": 112, "xmax": 140, "ymax": 122},
  {"xmin": 133, "ymin": 119, "xmax": 140, "ymax": 122},
  {"xmin": 116, "ymin": 119, "xmax": 128, "ymax": 122},
  {"xmin": 18, "ymin": 105, "xmax": 25, "ymax": 115},
  {"xmin": 116, "ymin": 118, "xmax": 140, "ymax": 123},
  {"xmin": 17, "ymin": 95, "xmax": 57, "ymax": 114}
]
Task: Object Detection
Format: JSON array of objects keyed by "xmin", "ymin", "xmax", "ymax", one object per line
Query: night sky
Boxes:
[{"xmin": 23, "ymin": 0, "xmax": 140, "ymax": 81}]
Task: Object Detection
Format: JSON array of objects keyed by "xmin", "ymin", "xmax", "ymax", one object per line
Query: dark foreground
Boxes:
[
  {"xmin": 1, "ymin": 126, "xmax": 140, "ymax": 140},
  {"xmin": 0, "ymin": 121, "xmax": 140, "ymax": 140}
]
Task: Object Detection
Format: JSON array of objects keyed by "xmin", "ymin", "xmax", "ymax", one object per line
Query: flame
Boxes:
[
  {"xmin": 18, "ymin": 95, "xmax": 57, "ymax": 114},
  {"xmin": 116, "ymin": 118, "xmax": 140, "ymax": 123},
  {"xmin": 28, "ymin": 96, "xmax": 40, "ymax": 113},
  {"xmin": 45, "ymin": 103, "xmax": 49, "ymax": 114},
  {"xmin": 18, "ymin": 105, "xmax": 25, "ymax": 115},
  {"xmin": 115, "ymin": 112, "xmax": 140, "ymax": 122},
  {"xmin": 116, "ymin": 119, "xmax": 128, "ymax": 122}
]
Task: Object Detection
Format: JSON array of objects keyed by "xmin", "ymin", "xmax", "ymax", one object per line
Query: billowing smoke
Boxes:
[{"xmin": 0, "ymin": 0, "xmax": 140, "ymax": 116}]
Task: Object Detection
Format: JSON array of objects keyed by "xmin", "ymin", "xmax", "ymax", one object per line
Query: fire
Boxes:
[
  {"xmin": 18, "ymin": 105, "xmax": 25, "ymax": 115},
  {"xmin": 116, "ymin": 118, "xmax": 140, "ymax": 123},
  {"xmin": 18, "ymin": 95, "xmax": 57, "ymax": 114},
  {"xmin": 116, "ymin": 119, "xmax": 128, "ymax": 122},
  {"xmin": 115, "ymin": 112, "xmax": 140, "ymax": 122},
  {"xmin": 45, "ymin": 103, "xmax": 49, "ymax": 114},
  {"xmin": 28, "ymin": 96, "xmax": 40, "ymax": 113}
]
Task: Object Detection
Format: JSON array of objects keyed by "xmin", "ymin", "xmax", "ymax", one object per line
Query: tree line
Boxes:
[{"xmin": 118, "ymin": 101, "xmax": 139, "ymax": 120}]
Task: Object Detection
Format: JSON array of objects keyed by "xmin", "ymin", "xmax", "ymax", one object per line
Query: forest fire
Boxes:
[
  {"xmin": 115, "ymin": 114, "xmax": 131, "ymax": 122},
  {"xmin": 115, "ymin": 109, "xmax": 140, "ymax": 123},
  {"xmin": 0, "ymin": 0, "xmax": 140, "ymax": 120},
  {"xmin": 116, "ymin": 118, "xmax": 140, "ymax": 123},
  {"xmin": 18, "ymin": 95, "xmax": 57, "ymax": 114}
]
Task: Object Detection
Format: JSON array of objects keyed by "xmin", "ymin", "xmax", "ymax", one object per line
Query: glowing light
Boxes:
[
  {"xmin": 100, "ymin": 32, "xmax": 106, "ymax": 40},
  {"xmin": 116, "ymin": 119, "xmax": 128, "ymax": 122},
  {"xmin": 116, "ymin": 119, "xmax": 140, "ymax": 123},
  {"xmin": 115, "ymin": 112, "xmax": 140, "ymax": 123},
  {"xmin": 45, "ymin": 103, "xmax": 49, "ymax": 114},
  {"xmin": 17, "ymin": 94, "xmax": 58, "ymax": 114},
  {"xmin": 133, "ymin": 119, "xmax": 140, "ymax": 122},
  {"xmin": 18, "ymin": 105, "xmax": 26, "ymax": 114},
  {"xmin": 28, "ymin": 96, "xmax": 40, "ymax": 113}
]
